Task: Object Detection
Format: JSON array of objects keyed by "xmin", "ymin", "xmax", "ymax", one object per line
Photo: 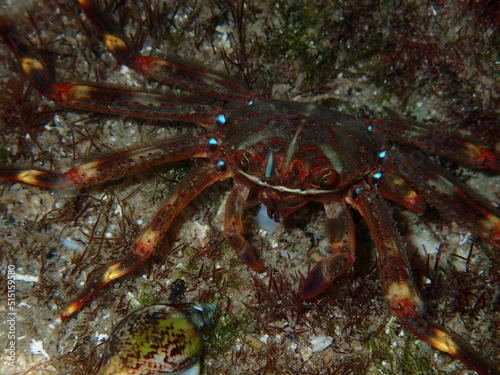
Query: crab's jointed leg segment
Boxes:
[
  {"xmin": 383, "ymin": 147, "xmax": 500, "ymax": 247},
  {"xmin": 0, "ymin": 20, "xmax": 222, "ymax": 127},
  {"xmin": 78, "ymin": 0, "xmax": 256, "ymax": 104},
  {"xmin": 370, "ymin": 118, "xmax": 500, "ymax": 169},
  {"xmin": 0, "ymin": 135, "xmax": 216, "ymax": 187},
  {"xmin": 62, "ymin": 161, "xmax": 230, "ymax": 320},
  {"xmin": 376, "ymin": 171, "xmax": 426, "ymax": 213},
  {"xmin": 224, "ymin": 181, "xmax": 264, "ymax": 271},
  {"xmin": 298, "ymin": 201, "xmax": 356, "ymax": 299},
  {"xmin": 350, "ymin": 180, "xmax": 500, "ymax": 375}
]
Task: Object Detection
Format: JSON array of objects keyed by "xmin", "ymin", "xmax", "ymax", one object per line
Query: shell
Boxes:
[{"xmin": 97, "ymin": 303, "xmax": 216, "ymax": 375}]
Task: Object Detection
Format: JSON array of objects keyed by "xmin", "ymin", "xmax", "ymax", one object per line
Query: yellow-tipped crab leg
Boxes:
[
  {"xmin": 368, "ymin": 118, "xmax": 499, "ymax": 169},
  {"xmin": 0, "ymin": 19, "xmax": 222, "ymax": 127},
  {"xmin": 62, "ymin": 160, "xmax": 230, "ymax": 320},
  {"xmin": 382, "ymin": 146, "xmax": 500, "ymax": 247},
  {"xmin": 0, "ymin": 135, "xmax": 220, "ymax": 187},
  {"xmin": 349, "ymin": 179, "xmax": 500, "ymax": 375},
  {"xmin": 78, "ymin": 0, "xmax": 257, "ymax": 104}
]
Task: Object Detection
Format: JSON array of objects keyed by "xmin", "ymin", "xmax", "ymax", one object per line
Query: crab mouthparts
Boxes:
[{"xmin": 258, "ymin": 189, "xmax": 308, "ymax": 222}]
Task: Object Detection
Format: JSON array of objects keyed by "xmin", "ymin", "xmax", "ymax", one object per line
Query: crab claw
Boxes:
[
  {"xmin": 298, "ymin": 252, "xmax": 353, "ymax": 299},
  {"xmin": 299, "ymin": 201, "xmax": 356, "ymax": 299},
  {"xmin": 259, "ymin": 189, "xmax": 308, "ymax": 222},
  {"xmin": 237, "ymin": 242, "xmax": 265, "ymax": 271}
]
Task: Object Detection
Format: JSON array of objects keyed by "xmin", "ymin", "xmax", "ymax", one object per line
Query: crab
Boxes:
[{"xmin": 0, "ymin": 0, "xmax": 499, "ymax": 374}]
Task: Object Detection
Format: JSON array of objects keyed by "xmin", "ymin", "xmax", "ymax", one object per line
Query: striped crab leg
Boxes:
[
  {"xmin": 62, "ymin": 160, "xmax": 230, "ymax": 320},
  {"xmin": 382, "ymin": 146, "xmax": 500, "ymax": 247},
  {"xmin": 349, "ymin": 180, "xmax": 500, "ymax": 375},
  {"xmin": 77, "ymin": 0, "xmax": 257, "ymax": 104},
  {"xmin": 0, "ymin": 20, "xmax": 222, "ymax": 128},
  {"xmin": 368, "ymin": 118, "xmax": 499, "ymax": 169},
  {"xmin": 0, "ymin": 134, "xmax": 227, "ymax": 320},
  {"xmin": 0, "ymin": 134, "xmax": 219, "ymax": 187}
]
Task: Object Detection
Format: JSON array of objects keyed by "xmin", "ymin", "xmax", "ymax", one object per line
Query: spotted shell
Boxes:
[{"xmin": 97, "ymin": 304, "xmax": 215, "ymax": 375}]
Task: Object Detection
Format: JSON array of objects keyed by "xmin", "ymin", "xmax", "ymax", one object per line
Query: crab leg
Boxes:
[
  {"xmin": 349, "ymin": 179, "xmax": 500, "ymax": 375},
  {"xmin": 376, "ymin": 171, "xmax": 427, "ymax": 213},
  {"xmin": 0, "ymin": 23, "xmax": 222, "ymax": 127},
  {"xmin": 0, "ymin": 135, "xmax": 218, "ymax": 187},
  {"xmin": 382, "ymin": 147, "xmax": 500, "ymax": 246},
  {"xmin": 369, "ymin": 118, "xmax": 499, "ymax": 169},
  {"xmin": 298, "ymin": 201, "xmax": 356, "ymax": 299},
  {"xmin": 224, "ymin": 181, "xmax": 264, "ymax": 271},
  {"xmin": 77, "ymin": 0, "xmax": 256, "ymax": 104},
  {"xmin": 61, "ymin": 160, "xmax": 230, "ymax": 320}
]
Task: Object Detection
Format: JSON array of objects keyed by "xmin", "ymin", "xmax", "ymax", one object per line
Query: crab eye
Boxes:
[
  {"xmin": 311, "ymin": 168, "xmax": 340, "ymax": 189},
  {"xmin": 234, "ymin": 149, "xmax": 250, "ymax": 172},
  {"xmin": 320, "ymin": 171, "xmax": 339, "ymax": 188}
]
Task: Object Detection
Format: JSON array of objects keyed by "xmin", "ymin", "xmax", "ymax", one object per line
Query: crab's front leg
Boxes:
[
  {"xmin": 62, "ymin": 160, "xmax": 230, "ymax": 320},
  {"xmin": 224, "ymin": 181, "xmax": 264, "ymax": 271},
  {"xmin": 0, "ymin": 134, "xmax": 226, "ymax": 319},
  {"xmin": 349, "ymin": 179, "xmax": 500, "ymax": 375},
  {"xmin": 0, "ymin": 135, "xmax": 218, "ymax": 187},
  {"xmin": 298, "ymin": 201, "xmax": 356, "ymax": 299}
]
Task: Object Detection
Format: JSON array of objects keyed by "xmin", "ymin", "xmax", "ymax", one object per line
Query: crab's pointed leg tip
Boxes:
[
  {"xmin": 251, "ymin": 260, "xmax": 265, "ymax": 271},
  {"xmin": 60, "ymin": 311, "xmax": 70, "ymax": 323},
  {"xmin": 60, "ymin": 300, "xmax": 82, "ymax": 322},
  {"xmin": 297, "ymin": 282, "xmax": 328, "ymax": 300},
  {"xmin": 237, "ymin": 243, "xmax": 264, "ymax": 271}
]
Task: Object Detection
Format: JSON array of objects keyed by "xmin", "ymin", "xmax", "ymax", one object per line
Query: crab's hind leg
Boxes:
[
  {"xmin": 298, "ymin": 201, "xmax": 356, "ymax": 299},
  {"xmin": 382, "ymin": 146, "xmax": 500, "ymax": 246},
  {"xmin": 0, "ymin": 20, "xmax": 221, "ymax": 127},
  {"xmin": 62, "ymin": 160, "xmax": 230, "ymax": 320},
  {"xmin": 77, "ymin": 0, "xmax": 256, "ymax": 104},
  {"xmin": 350, "ymin": 180, "xmax": 500, "ymax": 375}
]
